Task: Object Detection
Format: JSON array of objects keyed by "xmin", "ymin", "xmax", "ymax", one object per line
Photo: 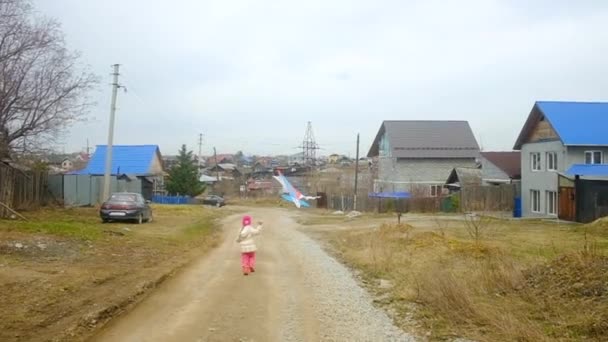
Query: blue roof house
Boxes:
[
  {"xmin": 74, "ymin": 145, "xmax": 164, "ymax": 176},
  {"xmin": 58, "ymin": 145, "xmax": 165, "ymax": 206},
  {"xmin": 513, "ymin": 101, "xmax": 608, "ymax": 220}
]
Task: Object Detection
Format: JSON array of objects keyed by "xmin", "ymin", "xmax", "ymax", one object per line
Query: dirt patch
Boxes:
[{"xmin": 0, "ymin": 205, "xmax": 224, "ymax": 342}]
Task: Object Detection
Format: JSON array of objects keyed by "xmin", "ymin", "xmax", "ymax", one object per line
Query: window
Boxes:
[
  {"xmin": 531, "ymin": 190, "xmax": 541, "ymax": 213},
  {"xmin": 546, "ymin": 191, "xmax": 557, "ymax": 215},
  {"xmin": 531, "ymin": 153, "xmax": 541, "ymax": 171},
  {"xmin": 546, "ymin": 152, "xmax": 558, "ymax": 171},
  {"xmin": 430, "ymin": 185, "xmax": 442, "ymax": 197},
  {"xmin": 585, "ymin": 151, "xmax": 603, "ymax": 164}
]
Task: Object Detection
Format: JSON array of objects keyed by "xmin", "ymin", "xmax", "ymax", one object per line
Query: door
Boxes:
[{"xmin": 559, "ymin": 187, "xmax": 576, "ymax": 221}]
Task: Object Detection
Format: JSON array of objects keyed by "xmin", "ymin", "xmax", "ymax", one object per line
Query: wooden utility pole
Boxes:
[{"xmin": 354, "ymin": 133, "xmax": 360, "ymax": 210}]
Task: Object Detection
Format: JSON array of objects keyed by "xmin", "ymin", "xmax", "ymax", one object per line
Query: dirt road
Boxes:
[{"xmin": 92, "ymin": 208, "xmax": 413, "ymax": 342}]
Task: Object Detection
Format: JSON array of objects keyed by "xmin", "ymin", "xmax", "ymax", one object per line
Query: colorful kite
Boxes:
[{"xmin": 272, "ymin": 172, "xmax": 319, "ymax": 208}]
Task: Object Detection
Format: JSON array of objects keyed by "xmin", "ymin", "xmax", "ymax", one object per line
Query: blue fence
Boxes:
[{"xmin": 152, "ymin": 195, "xmax": 193, "ymax": 205}]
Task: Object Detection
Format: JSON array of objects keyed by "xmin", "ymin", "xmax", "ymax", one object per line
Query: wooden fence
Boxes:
[
  {"xmin": 460, "ymin": 184, "xmax": 515, "ymax": 212},
  {"xmin": 0, "ymin": 162, "xmax": 49, "ymax": 218},
  {"xmin": 324, "ymin": 184, "xmax": 516, "ymax": 214}
]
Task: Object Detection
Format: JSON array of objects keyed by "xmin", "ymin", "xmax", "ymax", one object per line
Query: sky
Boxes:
[{"xmin": 34, "ymin": 0, "xmax": 608, "ymax": 157}]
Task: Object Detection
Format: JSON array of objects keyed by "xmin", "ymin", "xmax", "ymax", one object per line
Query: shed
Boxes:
[
  {"xmin": 445, "ymin": 167, "xmax": 482, "ymax": 191},
  {"xmin": 556, "ymin": 165, "xmax": 608, "ymax": 223}
]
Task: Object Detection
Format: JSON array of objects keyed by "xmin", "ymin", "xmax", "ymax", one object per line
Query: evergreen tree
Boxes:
[{"xmin": 165, "ymin": 145, "xmax": 205, "ymax": 196}]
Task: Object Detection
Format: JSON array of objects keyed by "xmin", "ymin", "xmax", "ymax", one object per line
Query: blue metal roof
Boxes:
[
  {"xmin": 566, "ymin": 164, "xmax": 608, "ymax": 177},
  {"xmin": 73, "ymin": 145, "xmax": 160, "ymax": 175},
  {"xmin": 536, "ymin": 101, "xmax": 608, "ymax": 145}
]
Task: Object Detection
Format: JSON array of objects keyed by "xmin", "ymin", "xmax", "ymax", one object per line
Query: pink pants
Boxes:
[{"xmin": 241, "ymin": 252, "xmax": 256, "ymax": 273}]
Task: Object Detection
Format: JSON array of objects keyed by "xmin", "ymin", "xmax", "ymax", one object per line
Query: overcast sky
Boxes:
[{"xmin": 35, "ymin": 0, "xmax": 608, "ymax": 157}]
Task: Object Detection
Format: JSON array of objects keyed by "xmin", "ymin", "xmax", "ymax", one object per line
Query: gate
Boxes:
[{"xmin": 559, "ymin": 187, "xmax": 576, "ymax": 221}]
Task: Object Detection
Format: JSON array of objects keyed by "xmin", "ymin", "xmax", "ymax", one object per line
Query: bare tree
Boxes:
[
  {"xmin": 0, "ymin": 0, "xmax": 97, "ymax": 159},
  {"xmin": 463, "ymin": 212, "xmax": 495, "ymax": 244}
]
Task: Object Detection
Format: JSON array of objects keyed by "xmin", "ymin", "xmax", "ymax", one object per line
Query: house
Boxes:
[
  {"xmin": 445, "ymin": 167, "xmax": 482, "ymax": 192},
  {"xmin": 367, "ymin": 120, "xmax": 480, "ymax": 197},
  {"xmin": 56, "ymin": 145, "xmax": 165, "ymax": 205},
  {"xmin": 513, "ymin": 101, "xmax": 608, "ymax": 219},
  {"xmin": 480, "ymin": 151, "xmax": 521, "ymax": 185},
  {"xmin": 206, "ymin": 154, "xmax": 233, "ymax": 166},
  {"xmin": 206, "ymin": 163, "xmax": 241, "ymax": 179}
]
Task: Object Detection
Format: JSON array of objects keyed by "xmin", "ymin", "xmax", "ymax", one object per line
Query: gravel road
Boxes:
[{"xmin": 92, "ymin": 208, "xmax": 415, "ymax": 342}]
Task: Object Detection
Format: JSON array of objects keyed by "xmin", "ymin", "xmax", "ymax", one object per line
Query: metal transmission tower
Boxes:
[{"xmin": 301, "ymin": 121, "xmax": 320, "ymax": 167}]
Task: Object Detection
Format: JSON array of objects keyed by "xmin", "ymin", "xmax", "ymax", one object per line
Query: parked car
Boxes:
[
  {"xmin": 100, "ymin": 192, "xmax": 152, "ymax": 224},
  {"xmin": 202, "ymin": 195, "xmax": 225, "ymax": 207}
]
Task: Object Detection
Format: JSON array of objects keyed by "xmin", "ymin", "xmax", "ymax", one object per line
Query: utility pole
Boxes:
[
  {"xmin": 198, "ymin": 133, "xmax": 203, "ymax": 175},
  {"xmin": 102, "ymin": 64, "xmax": 121, "ymax": 202},
  {"xmin": 213, "ymin": 147, "xmax": 219, "ymax": 181},
  {"xmin": 354, "ymin": 133, "xmax": 360, "ymax": 211}
]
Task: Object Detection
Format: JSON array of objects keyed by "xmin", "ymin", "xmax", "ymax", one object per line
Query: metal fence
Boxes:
[{"xmin": 151, "ymin": 195, "xmax": 193, "ymax": 204}]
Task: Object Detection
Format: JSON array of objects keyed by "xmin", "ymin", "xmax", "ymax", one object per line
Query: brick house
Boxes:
[{"xmin": 367, "ymin": 120, "xmax": 480, "ymax": 197}]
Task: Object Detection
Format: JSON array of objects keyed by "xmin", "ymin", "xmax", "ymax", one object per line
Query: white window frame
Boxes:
[
  {"xmin": 585, "ymin": 151, "xmax": 603, "ymax": 165},
  {"xmin": 430, "ymin": 185, "xmax": 442, "ymax": 197},
  {"xmin": 546, "ymin": 191, "xmax": 557, "ymax": 216},
  {"xmin": 531, "ymin": 153, "xmax": 542, "ymax": 171},
  {"xmin": 546, "ymin": 152, "xmax": 558, "ymax": 171},
  {"xmin": 531, "ymin": 190, "xmax": 541, "ymax": 213}
]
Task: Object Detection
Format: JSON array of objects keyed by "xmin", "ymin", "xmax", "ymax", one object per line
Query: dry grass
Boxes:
[
  {"xmin": 0, "ymin": 205, "xmax": 226, "ymax": 342},
  {"xmin": 321, "ymin": 217, "xmax": 608, "ymax": 341}
]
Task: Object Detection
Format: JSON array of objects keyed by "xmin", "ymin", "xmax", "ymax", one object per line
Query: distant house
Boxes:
[
  {"xmin": 514, "ymin": 101, "xmax": 608, "ymax": 220},
  {"xmin": 207, "ymin": 154, "xmax": 233, "ymax": 165},
  {"xmin": 480, "ymin": 151, "xmax": 521, "ymax": 185},
  {"xmin": 367, "ymin": 120, "xmax": 480, "ymax": 197},
  {"xmin": 445, "ymin": 167, "xmax": 482, "ymax": 192},
  {"xmin": 55, "ymin": 145, "xmax": 165, "ymax": 205},
  {"xmin": 206, "ymin": 163, "xmax": 241, "ymax": 180}
]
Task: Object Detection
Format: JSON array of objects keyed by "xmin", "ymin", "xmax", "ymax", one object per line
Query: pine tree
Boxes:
[{"xmin": 165, "ymin": 145, "xmax": 205, "ymax": 196}]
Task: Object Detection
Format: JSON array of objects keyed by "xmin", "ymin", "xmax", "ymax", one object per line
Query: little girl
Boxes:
[{"xmin": 236, "ymin": 215, "xmax": 263, "ymax": 275}]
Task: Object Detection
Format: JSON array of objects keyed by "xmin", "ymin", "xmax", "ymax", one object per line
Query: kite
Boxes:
[{"xmin": 272, "ymin": 172, "xmax": 320, "ymax": 208}]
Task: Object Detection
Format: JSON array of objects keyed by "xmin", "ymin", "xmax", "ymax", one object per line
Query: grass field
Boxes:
[
  {"xmin": 309, "ymin": 213, "xmax": 608, "ymax": 341},
  {"xmin": 0, "ymin": 204, "xmax": 231, "ymax": 342}
]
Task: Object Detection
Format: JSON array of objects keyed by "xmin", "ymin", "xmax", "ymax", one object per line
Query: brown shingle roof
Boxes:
[{"xmin": 481, "ymin": 151, "xmax": 521, "ymax": 179}]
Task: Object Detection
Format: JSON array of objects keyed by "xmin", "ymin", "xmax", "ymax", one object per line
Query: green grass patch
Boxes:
[{"xmin": 0, "ymin": 208, "xmax": 103, "ymax": 240}]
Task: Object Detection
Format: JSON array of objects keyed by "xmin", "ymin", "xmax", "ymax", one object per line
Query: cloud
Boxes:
[{"xmin": 33, "ymin": 0, "xmax": 608, "ymax": 156}]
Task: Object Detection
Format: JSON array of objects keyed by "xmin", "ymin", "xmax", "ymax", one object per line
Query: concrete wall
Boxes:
[
  {"xmin": 375, "ymin": 157, "xmax": 477, "ymax": 194},
  {"xmin": 521, "ymin": 140, "xmax": 566, "ymax": 217}
]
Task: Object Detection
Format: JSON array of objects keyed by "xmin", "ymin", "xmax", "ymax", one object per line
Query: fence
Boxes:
[
  {"xmin": 325, "ymin": 193, "xmax": 443, "ymax": 213},
  {"xmin": 324, "ymin": 184, "xmax": 516, "ymax": 214},
  {"xmin": 151, "ymin": 195, "xmax": 193, "ymax": 205},
  {"xmin": 460, "ymin": 184, "xmax": 515, "ymax": 212},
  {"xmin": 0, "ymin": 162, "xmax": 49, "ymax": 217}
]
